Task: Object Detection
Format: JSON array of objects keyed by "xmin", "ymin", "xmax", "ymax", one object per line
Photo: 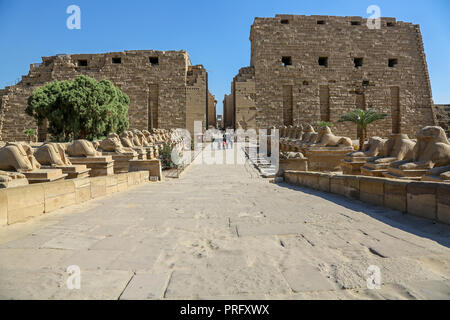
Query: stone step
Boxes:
[
  {"xmin": 387, "ymin": 167, "xmax": 429, "ymax": 178},
  {"xmin": 382, "ymin": 172, "xmax": 422, "ymax": 181}
]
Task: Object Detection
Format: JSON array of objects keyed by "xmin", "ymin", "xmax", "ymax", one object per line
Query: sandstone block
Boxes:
[
  {"xmin": 43, "ymin": 180, "xmax": 76, "ymax": 213},
  {"xmin": 106, "ymin": 175, "xmax": 118, "ymax": 195},
  {"xmin": 359, "ymin": 177, "xmax": 385, "ymax": 206},
  {"xmin": 407, "ymin": 182, "xmax": 437, "ymax": 220},
  {"xmin": 6, "ymin": 184, "xmax": 45, "ymax": 224},
  {"xmin": 117, "ymin": 173, "xmax": 128, "ymax": 192},
  {"xmin": 90, "ymin": 176, "xmax": 107, "ymax": 199},
  {"xmin": 73, "ymin": 178, "xmax": 91, "ymax": 203},
  {"xmin": 330, "ymin": 175, "xmax": 359, "ymax": 199},
  {"xmin": 436, "ymin": 184, "xmax": 450, "ymax": 225},
  {"xmin": 0, "ymin": 189, "xmax": 7, "ymax": 226},
  {"xmin": 384, "ymin": 179, "xmax": 408, "ymax": 212},
  {"xmin": 303, "ymin": 172, "xmax": 319, "ymax": 190},
  {"xmin": 284, "ymin": 171, "xmax": 299, "ymax": 185},
  {"xmin": 318, "ymin": 173, "xmax": 332, "ymax": 193}
]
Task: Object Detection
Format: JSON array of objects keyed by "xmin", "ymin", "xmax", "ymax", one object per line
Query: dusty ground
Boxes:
[{"xmin": 0, "ymin": 145, "xmax": 450, "ymax": 299}]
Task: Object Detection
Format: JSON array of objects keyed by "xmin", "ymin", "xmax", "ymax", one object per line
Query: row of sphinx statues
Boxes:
[
  {"xmin": 0, "ymin": 128, "xmax": 182, "ymax": 187},
  {"xmin": 278, "ymin": 124, "xmax": 354, "ymax": 152},
  {"xmin": 345, "ymin": 126, "xmax": 450, "ymax": 182},
  {"xmin": 275, "ymin": 124, "xmax": 450, "ymax": 182}
]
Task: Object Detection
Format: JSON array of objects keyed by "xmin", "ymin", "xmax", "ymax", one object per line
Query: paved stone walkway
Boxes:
[{"xmin": 1, "ymin": 146, "xmax": 450, "ymax": 299}]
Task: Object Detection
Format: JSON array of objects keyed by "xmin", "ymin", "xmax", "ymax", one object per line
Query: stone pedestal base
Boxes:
[
  {"xmin": 129, "ymin": 159, "xmax": 162, "ymax": 181},
  {"xmin": 23, "ymin": 169, "xmax": 67, "ymax": 184},
  {"xmin": 360, "ymin": 162, "xmax": 391, "ymax": 177},
  {"xmin": 305, "ymin": 146, "xmax": 353, "ymax": 172},
  {"xmin": 421, "ymin": 166, "xmax": 450, "ymax": 183},
  {"xmin": 41, "ymin": 165, "xmax": 90, "ymax": 179},
  {"xmin": 277, "ymin": 158, "xmax": 308, "ymax": 177},
  {"xmin": 102, "ymin": 152, "xmax": 137, "ymax": 174},
  {"xmin": 341, "ymin": 156, "xmax": 371, "ymax": 175},
  {"xmin": 421, "ymin": 175, "xmax": 450, "ymax": 183},
  {"xmin": 383, "ymin": 167, "xmax": 429, "ymax": 181},
  {"xmin": 69, "ymin": 156, "xmax": 114, "ymax": 177}
]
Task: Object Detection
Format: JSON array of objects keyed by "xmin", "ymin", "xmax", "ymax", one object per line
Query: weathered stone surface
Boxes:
[
  {"xmin": 437, "ymin": 184, "xmax": 450, "ymax": 224},
  {"xmin": 384, "ymin": 180, "xmax": 408, "ymax": 212},
  {"xmin": 330, "ymin": 175, "xmax": 359, "ymax": 199},
  {"xmin": 361, "ymin": 133, "xmax": 416, "ymax": 177},
  {"xmin": 407, "ymin": 182, "xmax": 437, "ymax": 220},
  {"xmin": 73, "ymin": 178, "xmax": 91, "ymax": 203},
  {"xmin": 69, "ymin": 156, "xmax": 114, "ymax": 177},
  {"xmin": 284, "ymin": 171, "xmax": 299, "ymax": 185},
  {"xmin": 318, "ymin": 173, "xmax": 332, "ymax": 193},
  {"xmin": 306, "ymin": 146, "xmax": 354, "ymax": 172},
  {"xmin": 120, "ymin": 273, "xmax": 170, "ymax": 300},
  {"xmin": 358, "ymin": 177, "xmax": 385, "ymax": 206},
  {"xmin": 384, "ymin": 126, "xmax": 450, "ymax": 180},
  {"xmin": 43, "ymin": 180, "xmax": 76, "ymax": 213},
  {"xmin": 129, "ymin": 159, "xmax": 162, "ymax": 181},
  {"xmin": 0, "ymin": 189, "xmax": 7, "ymax": 226},
  {"xmin": 90, "ymin": 176, "xmax": 107, "ymax": 199},
  {"xmin": 277, "ymin": 158, "xmax": 308, "ymax": 177},
  {"xmin": 229, "ymin": 15, "xmax": 436, "ymax": 138},
  {"xmin": 0, "ymin": 50, "xmax": 209, "ymax": 141},
  {"xmin": 6, "ymin": 184, "xmax": 44, "ymax": 224}
]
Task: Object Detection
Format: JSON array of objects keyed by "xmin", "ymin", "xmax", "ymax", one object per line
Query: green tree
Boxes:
[
  {"xmin": 26, "ymin": 75, "xmax": 129, "ymax": 141},
  {"xmin": 338, "ymin": 108, "xmax": 387, "ymax": 150},
  {"xmin": 316, "ymin": 121, "xmax": 333, "ymax": 128}
]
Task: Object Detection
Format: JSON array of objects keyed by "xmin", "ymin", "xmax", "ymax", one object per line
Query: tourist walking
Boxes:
[{"xmin": 222, "ymin": 133, "xmax": 227, "ymax": 149}]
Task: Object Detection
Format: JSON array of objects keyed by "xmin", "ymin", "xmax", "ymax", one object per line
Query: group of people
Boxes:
[{"xmin": 212, "ymin": 131, "xmax": 234, "ymax": 150}]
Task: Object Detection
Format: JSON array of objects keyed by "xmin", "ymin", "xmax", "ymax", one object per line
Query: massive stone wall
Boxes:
[
  {"xmin": 223, "ymin": 92, "xmax": 234, "ymax": 129},
  {"xmin": 185, "ymin": 65, "xmax": 208, "ymax": 136},
  {"xmin": 233, "ymin": 67, "xmax": 257, "ymax": 130},
  {"xmin": 0, "ymin": 50, "xmax": 209, "ymax": 141},
  {"xmin": 231, "ymin": 14, "xmax": 437, "ymax": 139},
  {"xmin": 208, "ymin": 92, "xmax": 217, "ymax": 128},
  {"xmin": 435, "ymin": 104, "xmax": 450, "ymax": 133}
]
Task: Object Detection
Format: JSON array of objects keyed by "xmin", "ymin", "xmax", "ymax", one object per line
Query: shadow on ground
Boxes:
[{"xmin": 275, "ymin": 181, "xmax": 450, "ymax": 249}]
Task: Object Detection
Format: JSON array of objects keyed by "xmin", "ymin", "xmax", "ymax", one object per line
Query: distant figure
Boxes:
[{"xmin": 222, "ymin": 134, "xmax": 227, "ymax": 149}]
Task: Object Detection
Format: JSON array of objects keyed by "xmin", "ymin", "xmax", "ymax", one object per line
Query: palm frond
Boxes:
[{"xmin": 338, "ymin": 108, "xmax": 387, "ymax": 129}]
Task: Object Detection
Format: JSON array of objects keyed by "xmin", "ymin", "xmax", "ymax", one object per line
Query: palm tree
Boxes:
[{"xmin": 338, "ymin": 109, "xmax": 387, "ymax": 151}]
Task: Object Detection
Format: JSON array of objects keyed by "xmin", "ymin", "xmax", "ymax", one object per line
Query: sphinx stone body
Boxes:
[
  {"xmin": 0, "ymin": 143, "xmax": 40, "ymax": 172},
  {"xmin": 34, "ymin": 143, "xmax": 71, "ymax": 166},
  {"xmin": 66, "ymin": 140, "xmax": 101, "ymax": 157},
  {"xmin": 384, "ymin": 126, "xmax": 450, "ymax": 180},
  {"xmin": 66, "ymin": 139, "xmax": 113, "ymax": 177},
  {"xmin": 35, "ymin": 143, "xmax": 91, "ymax": 179},
  {"xmin": 0, "ymin": 143, "xmax": 69, "ymax": 183},
  {"xmin": 304, "ymin": 127, "xmax": 354, "ymax": 172},
  {"xmin": 361, "ymin": 134, "xmax": 416, "ymax": 177},
  {"xmin": 312, "ymin": 126, "xmax": 353, "ymax": 148},
  {"xmin": 341, "ymin": 137, "xmax": 387, "ymax": 175}
]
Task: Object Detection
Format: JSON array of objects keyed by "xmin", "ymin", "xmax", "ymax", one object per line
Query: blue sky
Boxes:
[{"xmin": 1, "ymin": 0, "xmax": 449, "ymax": 115}]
